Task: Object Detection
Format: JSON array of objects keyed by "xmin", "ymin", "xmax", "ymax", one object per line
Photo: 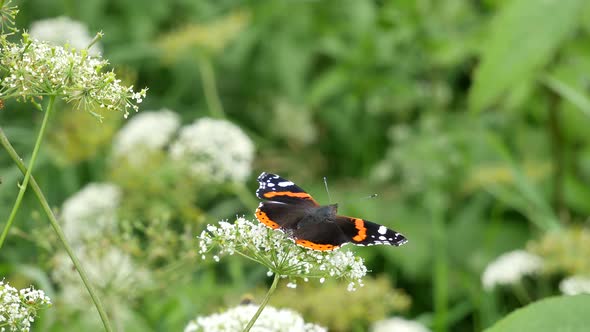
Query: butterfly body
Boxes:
[{"xmin": 255, "ymin": 172, "xmax": 408, "ymax": 251}]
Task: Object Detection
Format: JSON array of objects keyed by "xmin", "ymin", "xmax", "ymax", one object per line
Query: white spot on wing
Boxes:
[
  {"xmin": 278, "ymin": 181, "xmax": 294, "ymax": 187},
  {"xmin": 378, "ymin": 226, "xmax": 387, "ymax": 235},
  {"xmin": 379, "ymin": 236, "xmax": 387, "ymax": 241},
  {"xmin": 267, "ymin": 182, "xmax": 275, "ymax": 187}
]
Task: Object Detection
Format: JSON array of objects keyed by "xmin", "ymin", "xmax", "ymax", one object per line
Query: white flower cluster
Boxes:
[
  {"xmin": 481, "ymin": 250, "xmax": 543, "ymax": 290},
  {"xmin": 371, "ymin": 317, "xmax": 431, "ymax": 332},
  {"xmin": 0, "ymin": 37, "xmax": 146, "ymax": 118},
  {"xmin": 55, "ymin": 183, "xmax": 152, "ymax": 307},
  {"xmin": 559, "ymin": 275, "xmax": 590, "ymax": 295},
  {"xmin": 29, "ymin": 16, "xmax": 102, "ymax": 55},
  {"xmin": 199, "ymin": 217, "xmax": 367, "ymax": 291},
  {"xmin": 112, "ymin": 109, "xmax": 181, "ymax": 162},
  {"xmin": 52, "ymin": 246, "xmax": 152, "ymax": 307},
  {"xmin": 184, "ymin": 304, "xmax": 326, "ymax": 332},
  {"xmin": 0, "ymin": 279, "xmax": 51, "ymax": 332},
  {"xmin": 60, "ymin": 182, "xmax": 121, "ymax": 246},
  {"xmin": 170, "ymin": 117, "xmax": 254, "ymax": 183}
]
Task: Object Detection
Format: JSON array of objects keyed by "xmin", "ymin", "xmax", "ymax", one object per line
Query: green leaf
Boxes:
[
  {"xmin": 542, "ymin": 74, "xmax": 590, "ymax": 118},
  {"xmin": 469, "ymin": 0, "xmax": 584, "ymax": 111},
  {"xmin": 484, "ymin": 295, "xmax": 590, "ymax": 332}
]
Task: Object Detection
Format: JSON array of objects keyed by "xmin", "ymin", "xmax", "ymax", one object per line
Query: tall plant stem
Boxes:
[
  {"xmin": 547, "ymin": 89, "xmax": 567, "ymax": 221},
  {"xmin": 243, "ymin": 273, "xmax": 280, "ymax": 332},
  {"xmin": 0, "ymin": 126, "xmax": 114, "ymax": 332},
  {"xmin": 197, "ymin": 55, "xmax": 226, "ymax": 119},
  {"xmin": 0, "ymin": 96, "xmax": 55, "ymax": 248}
]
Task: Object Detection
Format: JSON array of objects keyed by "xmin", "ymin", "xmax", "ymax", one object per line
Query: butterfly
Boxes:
[{"xmin": 254, "ymin": 172, "xmax": 408, "ymax": 251}]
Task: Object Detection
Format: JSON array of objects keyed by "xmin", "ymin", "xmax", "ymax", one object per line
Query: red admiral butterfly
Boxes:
[{"xmin": 255, "ymin": 172, "xmax": 408, "ymax": 251}]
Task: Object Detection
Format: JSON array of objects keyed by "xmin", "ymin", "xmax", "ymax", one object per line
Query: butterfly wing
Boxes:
[
  {"xmin": 291, "ymin": 221, "xmax": 350, "ymax": 251},
  {"xmin": 256, "ymin": 172, "xmax": 319, "ymax": 206},
  {"xmin": 334, "ymin": 216, "xmax": 407, "ymax": 247},
  {"xmin": 255, "ymin": 172, "xmax": 319, "ymax": 231},
  {"xmin": 255, "ymin": 201, "xmax": 308, "ymax": 230}
]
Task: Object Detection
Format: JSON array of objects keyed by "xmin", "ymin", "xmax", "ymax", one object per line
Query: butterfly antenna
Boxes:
[
  {"xmin": 323, "ymin": 176, "xmax": 332, "ymax": 204},
  {"xmin": 361, "ymin": 193, "xmax": 378, "ymax": 199}
]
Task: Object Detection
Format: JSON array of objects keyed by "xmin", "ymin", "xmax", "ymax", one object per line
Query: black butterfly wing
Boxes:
[
  {"xmin": 334, "ymin": 216, "xmax": 407, "ymax": 247},
  {"xmin": 291, "ymin": 221, "xmax": 350, "ymax": 251},
  {"xmin": 256, "ymin": 172, "xmax": 319, "ymax": 206},
  {"xmin": 255, "ymin": 200, "xmax": 308, "ymax": 230}
]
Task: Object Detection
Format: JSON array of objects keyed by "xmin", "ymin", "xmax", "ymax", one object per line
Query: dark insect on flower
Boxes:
[{"xmin": 255, "ymin": 172, "xmax": 408, "ymax": 251}]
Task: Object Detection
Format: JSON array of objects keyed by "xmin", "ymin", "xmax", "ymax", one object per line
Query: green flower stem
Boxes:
[
  {"xmin": 243, "ymin": 273, "xmax": 280, "ymax": 332},
  {"xmin": 512, "ymin": 281, "xmax": 532, "ymax": 305},
  {"xmin": 0, "ymin": 95, "xmax": 55, "ymax": 249},
  {"xmin": 0, "ymin": 126, "xmax": 114, "ymax": 332},
  {"xmin": 197, "ymin": 55, "xmax": 226, "ymax": 119}
]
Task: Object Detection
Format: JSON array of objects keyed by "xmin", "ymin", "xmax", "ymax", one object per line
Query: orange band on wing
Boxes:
[
  {"xmin": 296, "ymin": 239, "xmax": 339, "ymax": 251},
  {"xmin": 263, "ymin": 191, "xmax": 313, "ymax": 199},
  {"xmin": 255, "ymin": 208, "xmax": 280, "ymax": 229},
  {"xmin": 352, "ymin": 218, "xmax": 367, "ymax": 242}
]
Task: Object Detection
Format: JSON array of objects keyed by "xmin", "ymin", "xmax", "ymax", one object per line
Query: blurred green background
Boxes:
[{"xmin": 2, "ymin": 0, "xmax": 590, "ymax": 331}]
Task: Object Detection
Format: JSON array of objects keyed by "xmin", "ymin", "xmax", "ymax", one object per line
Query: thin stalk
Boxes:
[
  {"xmin": 243, "ymin": 273, "xmax": 280, "ymax": 332},
  {"xmin": 0, "ymin": 95, "xmax": 55, "ymax": 249},
  {"xmin": 547, "ymin": 88, "xmax": 568, "ymax": 222},
  {"xmin": 197, "ymin": 55, "xmax": 226, "ymax": 119},
  {"xmin": 0, "ymin": 127, "xmax": 114, "ymax": 332}
]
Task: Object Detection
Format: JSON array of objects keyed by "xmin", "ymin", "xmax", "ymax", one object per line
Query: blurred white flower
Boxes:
[
  {"xmin": 482, "ymin": 250, "xmax": 543, "ymax": 290},
  {"xmin": 170, "ymin": 117, "xmax": 254, "ymax": 182},
  {"xmin": 113, "ymin": 109, "xmax": 181, "ymax": 162},
  {"xmin": 29, "ymin": 16, "xmax": 102, "ymax": 55},
  {"xmin": 61, "ymin": 182, "xmax": 121, "ymax": 246},
  {"xmin": 0, "ymin": 279, "xmax": 51, "ymax": 332},
  {"xmin": 52, "ymin": 245, "xmax": 151, "ymax": 307},
  {"xmin": 372, "ymin": 317, "xmax": 431, "ymax": 332},
  {"xmin": 559, "ymin": 275, "xmax": 590, "ymax": 295},
  {"xmin": 199, "ymin": 217, "xmax": 367, "ymax": 290},
  {"xmin": 184, "ymin": 304, "xmax": 326, "ymax": 332}
]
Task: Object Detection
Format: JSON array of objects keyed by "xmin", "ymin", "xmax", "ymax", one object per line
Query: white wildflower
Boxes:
[
  {"xmin": 0, "ymin": 279, "xmax": 51, "ymax": 332},
  {"xmin": 372, "ymin": 317, "xmax": 431, "ymax": 332},
  {"xmin": 29, "ymin": 16, "xmax": 102, "ymax": 55},
  {"xmin": 482, "ymin": 250, "xmax": 543, "ymax": 290},
  {"xmin": 198, "ymin": 217, "xmax": 367, "ymax": 290},
  {"xmin": 52, "ymin": 245, "xmax": 151, "ymax": 307},
  {"xmin": 60, "ymin": 182, "xmax": 121, "ymax": 246},
  {"xmin": 0, "ymin": 38, "xmax": 146, "ymax": 118},
  {"xmin": 559, "ymin": 275, "xmax": 590, "ymax": 295},
  {"xmin": 113, "ymin": 109, "xmax": 180, "ymax": 162},
  {"xmin": 170, "ymin": 117, "xmax": 254, "ymax": 182},
  {"xmin": 184, "ymin": 304, "xmax": 326, "ymax": 332}
]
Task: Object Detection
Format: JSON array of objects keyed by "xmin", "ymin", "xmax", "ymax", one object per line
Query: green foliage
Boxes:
[
  {"xmin": 484, "ymin": 295, "xmax": 590, "ymax": 332},
  {"xmin": 2, "ymin": 0, "xmax": 590, "ymax": 331},
  {"xmin": 469, "ymin": 0, "xmax": 585, "ymax": 111}
]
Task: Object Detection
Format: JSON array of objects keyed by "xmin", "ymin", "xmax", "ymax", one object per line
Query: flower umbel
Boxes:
[
  {"xmin": 184, "ymin": 304, "xmax": 326, "ymax": 332},
  {"xmin": 371, "ymin": 317, "xmax": 432, "ymax": 332},
  {"xmin": 481, "ymin": 250, "xmax": 543, "ymax": 290},
  {"xmin": 199, "ymin": 217, "xmax": 367, "ymax": 291},
  {"xmin": 112, "ymin": 109, "xmax": 180, "ymax": 162},
  {"xmin": 0, "ymin": 35, "xmax": 146, "ymax": 118},
  {"xmin": 60, "ymin": 182, "xmax": 121, "ymax": 246},
  {"xmin": 170, "ymin": 117, "xmax": 254, "ymax": 183},
  {"xmin": 29, "ymin": 16, "xmax": 102, "ymax": 55},
  {"xmin": 559, "ymin": 275, "xmax": 590, "ymax": 296},
  {"xmin": 0, "ymin": 279, "xmax": 51, "ymax": 332}
]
